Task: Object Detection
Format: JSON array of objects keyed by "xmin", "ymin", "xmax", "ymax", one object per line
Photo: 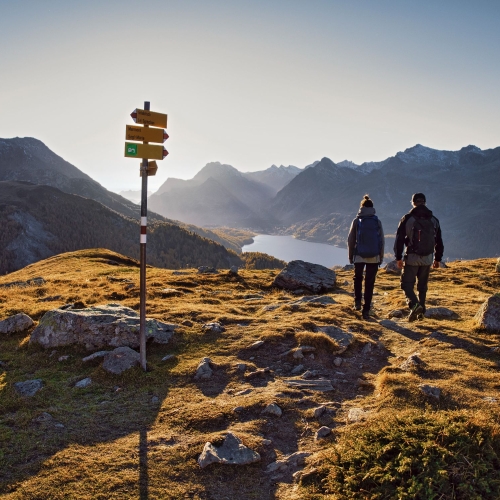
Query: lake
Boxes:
[{"xmin": 241, "ymin": 234, "xmax": 349, "ymax": 268}]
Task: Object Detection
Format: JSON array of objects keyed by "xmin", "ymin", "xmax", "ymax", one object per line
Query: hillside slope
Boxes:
[
  {"xmin": 0, "ymin": 251, "xmax": 499, "ymax": 498},
  {"xmin": 0, "ymin": 181, "xmax": 241, "ymax": 273}
]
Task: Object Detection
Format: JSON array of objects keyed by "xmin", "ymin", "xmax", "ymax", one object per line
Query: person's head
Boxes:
[
  {"xmin": 412, "ymin": 193, "xmax": 426, "ymax": 207},
  {"xmin": 360, "ymin": 194, "xmax": 373, "ymax": 208}
]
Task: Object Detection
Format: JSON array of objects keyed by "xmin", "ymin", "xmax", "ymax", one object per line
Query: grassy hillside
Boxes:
[{"xmin": 1, "ymin": 250, "xmax": 500, "ymax": 499}]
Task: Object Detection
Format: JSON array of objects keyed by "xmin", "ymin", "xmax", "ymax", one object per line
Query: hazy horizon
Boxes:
[{"xmin": 1, "ymin": 0, "xmax": 499, "ymax": 192}]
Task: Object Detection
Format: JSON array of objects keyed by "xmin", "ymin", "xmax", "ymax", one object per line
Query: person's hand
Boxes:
[
  {"xmin": 397, "ymin": 260, "xmax": 403, "ymax": 269},
  {"xmin": 432, "ymin": 260, "xmax": 440, "ymax": 269}
]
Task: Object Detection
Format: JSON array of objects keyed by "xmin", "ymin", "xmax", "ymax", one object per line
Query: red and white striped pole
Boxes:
[{"xmin": 139, "ymin": 101, "xmax": 149, "ymax": 371}]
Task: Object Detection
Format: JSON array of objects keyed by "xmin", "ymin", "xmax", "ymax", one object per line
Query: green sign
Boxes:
[{"xmin": 125, "ymin": 143, "xmax": 138, "ymax": 156}]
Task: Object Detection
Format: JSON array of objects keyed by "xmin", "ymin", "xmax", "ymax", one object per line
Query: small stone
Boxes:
[
  {"xmin": 361, "ymin": 343, "xmax": 372, "ymax": 355},
  {"xmin": 291, "ymin": 364, "xmax": 304, "ymax": 375},
  {"xmin": 262, "ymin": 439, "xmax": 272, "ymax": 446},
  {"xmin": 400, "ymin": 353, "xmax": 423, "ymax": 371},
  {"xmin": 418, "ymin": 384, "xmax": 441, "ymax": 399},
  {"xmin": 333, "ymin": 357, "xmax": 343, "ymax": 367},
  {"xmin": 236, "ymin": 363, "xmax": 247, "ymax": 372},
  {"xmin": 347, "ymin": 408, "xmax": 367, "ymax": 423},
  {"xmin": 194, "ymin": 357, "xmax": 214, "ymax": 380},
  {"xmin": 301, "ymin": 370, "xmax": 319, "ymax": 379},
  {"xmin": 162, "ymin": 354, "xmax": 175, "ymax": 361},
  {"xmin": 198, "ymin": 432, "xmax": 260, "ymax": 468},
  {"xmin": 82, "ymin": 351, "xmax": 110, "ymax": 362},
  {"xmin": 315, "ymin": 426, "xmax": 331, "ymax": 439},
  {"xmin": 388, "ymin": 309, "xmax": 404, "ymax": 319},
  {"xmin": 249, "ymin": 340, "xmax": 264, "ymax": 349},
  {"xmin": 313, "ymin": 406, "xmax": 326, "ymax": 418},
  {"xmin": 202, "ymin": 322, "xmax": 225, "ymax": 333},
  {"xmin": 58, "ymin": 355, "xmax": 69, "ymax": 361},
  {"xmin": 262, "ymin": 403, "xmax": 282, "ymax": 417},
  {"xmin": 75, "ymin": 377, "xmax": 92, "ymax": 388},
  {"xmin": 233, "ymin": 406, "xmax": 244, "ymax": 412},
  {"xmin": 293, "ymin": 349, "xmax": 304, "ymax": 359},
  {"xmin": 182, "ymin": 320, "xmax": 193, "ymax": 327},
  {"xmin": 102, "ymin": 346, "xmax": 140, "ymax": 374},
  {"xmin": 0, "ymin": 313, "xmax": 34, "ymax": 334},
  {"xmin": 151, "ymin": 396, "xmax": 159, "ymax": 404},
  {"xmin": 235, "ymin": 389, "xmax": 252, "ymax": 396},
  {"xmin": 14, "ymin": 379, "xmax": 43, "ymax": 397}
]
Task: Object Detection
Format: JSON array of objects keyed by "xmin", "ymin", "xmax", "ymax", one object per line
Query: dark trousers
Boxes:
[
  {"xmin": 400, "ymin": 264, "xmax": 431, "ymax": 310},
  {"xmin": 354, "ymin": 263, "xmax": 378, "ymax": 311}
]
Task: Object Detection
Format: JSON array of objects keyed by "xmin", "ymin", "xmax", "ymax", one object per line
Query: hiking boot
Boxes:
[
  {"xmin": 408, "ymin": 303, "xmax": 423, "ymax": 322},
  {"xmin": 362, "ymin": 310, "xmax": 370, "ymax": 320},
  {"xmin": 354, "ymin": 300, "xmax": 361, "ymax": 311}
]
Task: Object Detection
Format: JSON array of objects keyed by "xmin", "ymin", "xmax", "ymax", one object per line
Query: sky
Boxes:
[{"xmin": 1, "ymin": 0, "xmax": 499, "ymax": 193}]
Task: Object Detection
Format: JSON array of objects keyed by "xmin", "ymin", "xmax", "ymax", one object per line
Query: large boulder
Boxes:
[
  {"xmin": 198, "ymin": 432, "xmax": 260, "ymax": 468},
  {"xmin": 272, "ymin": 260, "xmax": 336, "ymax": 293},
  {"xmin": 384, "ymin": 260, "xmax": 401, "ymax": 275},
  {"xmin": 474, "ymin": 295, "xmax": 500, "ymax": 332},
  {"xmin": 30, "ymin": 303, "xmax": 178, "ymax": 349},
  {"xmin": 102, "ymin": 346, "xmax": 141, "ymax": 374},
  {"xmin": 0, "ymin": 313, "xmax": 34, "ymax": 334}
]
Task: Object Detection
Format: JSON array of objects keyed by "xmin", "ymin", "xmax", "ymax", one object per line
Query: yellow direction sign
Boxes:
[
  {"xmin": 140, "ymin": 161, "xmax": 158, "ymax": 177},
  {"xmin": 126, "ymin": 125, "xmax": 169, "ymax": 144},
  {"xmin": 125, "ymin": 143, "xmax": 168, "ymax": 160},
  {"xmin": 131, "ymin": 108, "xmax": 167, "ymax": 128}
]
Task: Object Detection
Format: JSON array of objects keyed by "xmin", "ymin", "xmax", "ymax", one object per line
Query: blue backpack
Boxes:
[{"xmin": 356, "ymin": 216, "xmax": 382, "ymax": 258}]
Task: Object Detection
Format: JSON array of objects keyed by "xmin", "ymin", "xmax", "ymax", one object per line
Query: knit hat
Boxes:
[{"xmin": 412, "ymin": 193, "xmax": 426, "ymax": 204}]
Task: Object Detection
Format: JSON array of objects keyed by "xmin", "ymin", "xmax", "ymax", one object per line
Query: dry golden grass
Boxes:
[{"xmin": 0, "ymin": 249, "xmax": 499, "ymax": 499}]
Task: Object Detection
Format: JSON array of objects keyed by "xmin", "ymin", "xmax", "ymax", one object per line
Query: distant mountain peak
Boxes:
[{"xmin": 337, "ymin": 160, "xmax": 360, "ymax": 169}]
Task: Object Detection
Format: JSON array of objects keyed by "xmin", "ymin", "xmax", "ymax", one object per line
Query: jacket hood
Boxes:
[
  {"xmin": 410, "ymin": 204, "xmax": 433, "ymax": 218},
  {"xmin": 357, "ymin": 207, "xmax": 376, "ymax": 217}
]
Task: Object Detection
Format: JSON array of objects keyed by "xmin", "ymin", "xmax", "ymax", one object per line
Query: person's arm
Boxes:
[
  {"xmin": 434, "ymin": 218, "xmax": 444, "ymax": 263},
  {"xmin": 379, "ymin": 219, "xmax": 385, "ymax": 264},
  {"xmin": 394, "ymin": 216, "xmax": 407, "ymax": 263},
  {"xmin": 347, "ymin": 219, "xmax": 357, "ymax": 264}
]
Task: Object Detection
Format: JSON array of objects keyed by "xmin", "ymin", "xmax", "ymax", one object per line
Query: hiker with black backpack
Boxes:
[
  {"xmin": 348, "ymin": 195, "xmax": 385, "ymax": 320},
  {"xmin": 394, "ymin": 193, "xmax": 444, "ymax": 322}
]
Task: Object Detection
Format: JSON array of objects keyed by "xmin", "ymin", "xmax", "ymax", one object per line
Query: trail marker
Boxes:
[
  {"xmin": 131, "ymin": 108, "xmax": 167, "ymax": 128},
  {"xmin": 124, "ymin": 142, "xmax": 168, "ymax": 160},
  {"xmin": 126, "ymin": 125, "xmax": 169, "ymax": 144},
  {"xmin": 124, "ymin": 101, "xmax": 169, "ymax": 371}
]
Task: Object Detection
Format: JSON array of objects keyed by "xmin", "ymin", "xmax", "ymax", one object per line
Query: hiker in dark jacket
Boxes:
[
  {"xmin": 348, "ymin": 195, "xmax": 385, "ymax": 320},
  {"xmin": 394, "ymin": 193, "xmax": 444, "ymax": 322}
]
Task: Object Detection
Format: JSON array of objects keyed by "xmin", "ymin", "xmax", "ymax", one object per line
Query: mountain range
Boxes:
[{"xmin": 148, "ymin": 144, "xmax": 500, "ymax": 260}]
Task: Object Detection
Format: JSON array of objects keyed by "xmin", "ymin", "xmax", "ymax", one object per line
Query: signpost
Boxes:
[{"xmin": 124, "ymin": 102, "xmax": 169, "ymax": 371}]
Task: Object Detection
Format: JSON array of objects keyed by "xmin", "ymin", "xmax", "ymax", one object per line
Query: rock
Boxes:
[
  {"xmin": 75, "ymin": 377, "xmax": 92, "ymax": 388},
  {"xmin": 315, "ymin": 426, "xmax": 332, "ymax": 439},
  {"xmin": 262, "ymin": 304, "xmax": 280, "ymax": 312},
  {"xmin": 182, "ymin": 320, "xmax": 193, "ymax": 327},
  {"xmin": 244, "ymin": 368, "xmax": 270, "ymax": 380},
  {"xmin": 347, "ymin": 408, "xmax": 367, "ymax": 423},
  {"xmin": 233, "ymin": 406, "xmax": 244, "ymax": 413},
  {"xmin": 262, "ymin": 439, "xmax": 272, "ymax": 446},
  {"xmin": 39, "ymin": 295, "xmax": 62, "ymax": 302},
  {"xmin": 265, "ymin": 451, "xmax": 312, "ymax": 474},
  {"xmin": 236, "ymin": 363, "xmax": 247, "ymax": 372},
  {"xmin": 198, "ymin": 432, "xmax": 260, "ymax": 468},
  {"xmin": 424, "ymin": 307, "xmax": 458, "ymax": 319},
  {"xmin": 202, "ymin": 322, "xmax": 225, "ymax": 334},
  {"xmin": 0, "ymin": 313, "xmax": 34, "ymax": 334},
  {"xmin": 385, "ymin": 260, "xmax": 401, "ymax": 275},
  {"xmin": 400, "ymin": 353, "xmax": 423, "ymax": 371},
  {"xmin": 293, "ymin": 349, "xmax": 304, "ymax": 359},
  {"xmin": 30, "ymin": 304, "xmax": 178, "ymax": 350},
  {"xmin": 262, "ymin": 403, "xmax": 282, "ymax": 417},
  {"xmin": 291, "ymin": 364, "xmax": 304, "ymax": 375},
  {"xmin": 474, "ymin": 295, "xmax": 500, "ymax": 332},
  {"xmin": 194, "ymin": 357, "xmax": 214, "ymax": 380},
  {"xmin": 290, "ymin": 296, "xmax": 336, "ymax": 306},
  {"xmin": 361, "ymin": 343, "xmax": 373, "ymax": 355},
  {"xmin": 14, "ymin": 379, "xmax": 43, "ymax": 397},
  {"xmin": 58, "ymin": 355, "xmax": 69, "ymax": 361},
  {"xmin": 284, "ymin": 378, "xmax": 334, "ymax": 392},
  {"xmin": 82, "ymin": 351, "xmax": 110, "ymax": 362},
  {"xmin": 161, "ymin": 354, "xmax": 175, "ymax": 361},
  {"xmin": 0, "ymin": 277, "xmax": 45, "ymax": 288},
  {"xmin": 342, "ymin": 264, "xmax": 354, "ymax": 271},
  {"xmin": 388, "ymin": 309, "xmax": 404, "ymax": 319},
  {"xmin": 198, "ymin": 266, "xmax": 218, "ymax": 274},
  {"xmin": 315, "ymin": 326, "xmax": 355, "ymax": 353},
  {"xmin": 159, "ymin": 288, "xmax": 184, "ymax": 298},
  {"xmin": 333, "ymin": 357, "xmax": 343, "ymax": 367},
  {"xmin": 302, "ymin": 370, "xmax": 319, "ymax": 379},
  {"xmin": 313, "ymin": 406, "xmax": 326, "ymax": 418},
  {"xmin": 235, "ymin": 389, "xmax": 252, "ymax": 396},
  {"xmin": 33, "ymin": 412, "xmax": 64, "ymax": 429},
  {"xmin": 151, "ymin": 396, "xmax": 159, "ymax": 404},
  {"xmin": 419, "ymin": 384, "xmax": 441, "ymax": 400},
  {"xmin": 273, "ymin": 260, "xmax": 336, "ymax": 294},
  {"xmin": 102, "ymin": 346, "xmax": 140, "ymax": 374},
  {"xmin": 249, "ymin": 340, "xmax": 264, "ymax": 349},
  {"xmin": 229, "ymin": 266, "xmax": 239, "ymax": 275}
]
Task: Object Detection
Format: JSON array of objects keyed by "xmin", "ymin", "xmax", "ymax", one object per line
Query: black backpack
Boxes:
[
  {"xmin": 356, "ymin": 216, "xmax": 382, "ymax": 258},
  {"xmin": 411, "ymin": 217, "xmax": 435, "ymax": 256}
]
